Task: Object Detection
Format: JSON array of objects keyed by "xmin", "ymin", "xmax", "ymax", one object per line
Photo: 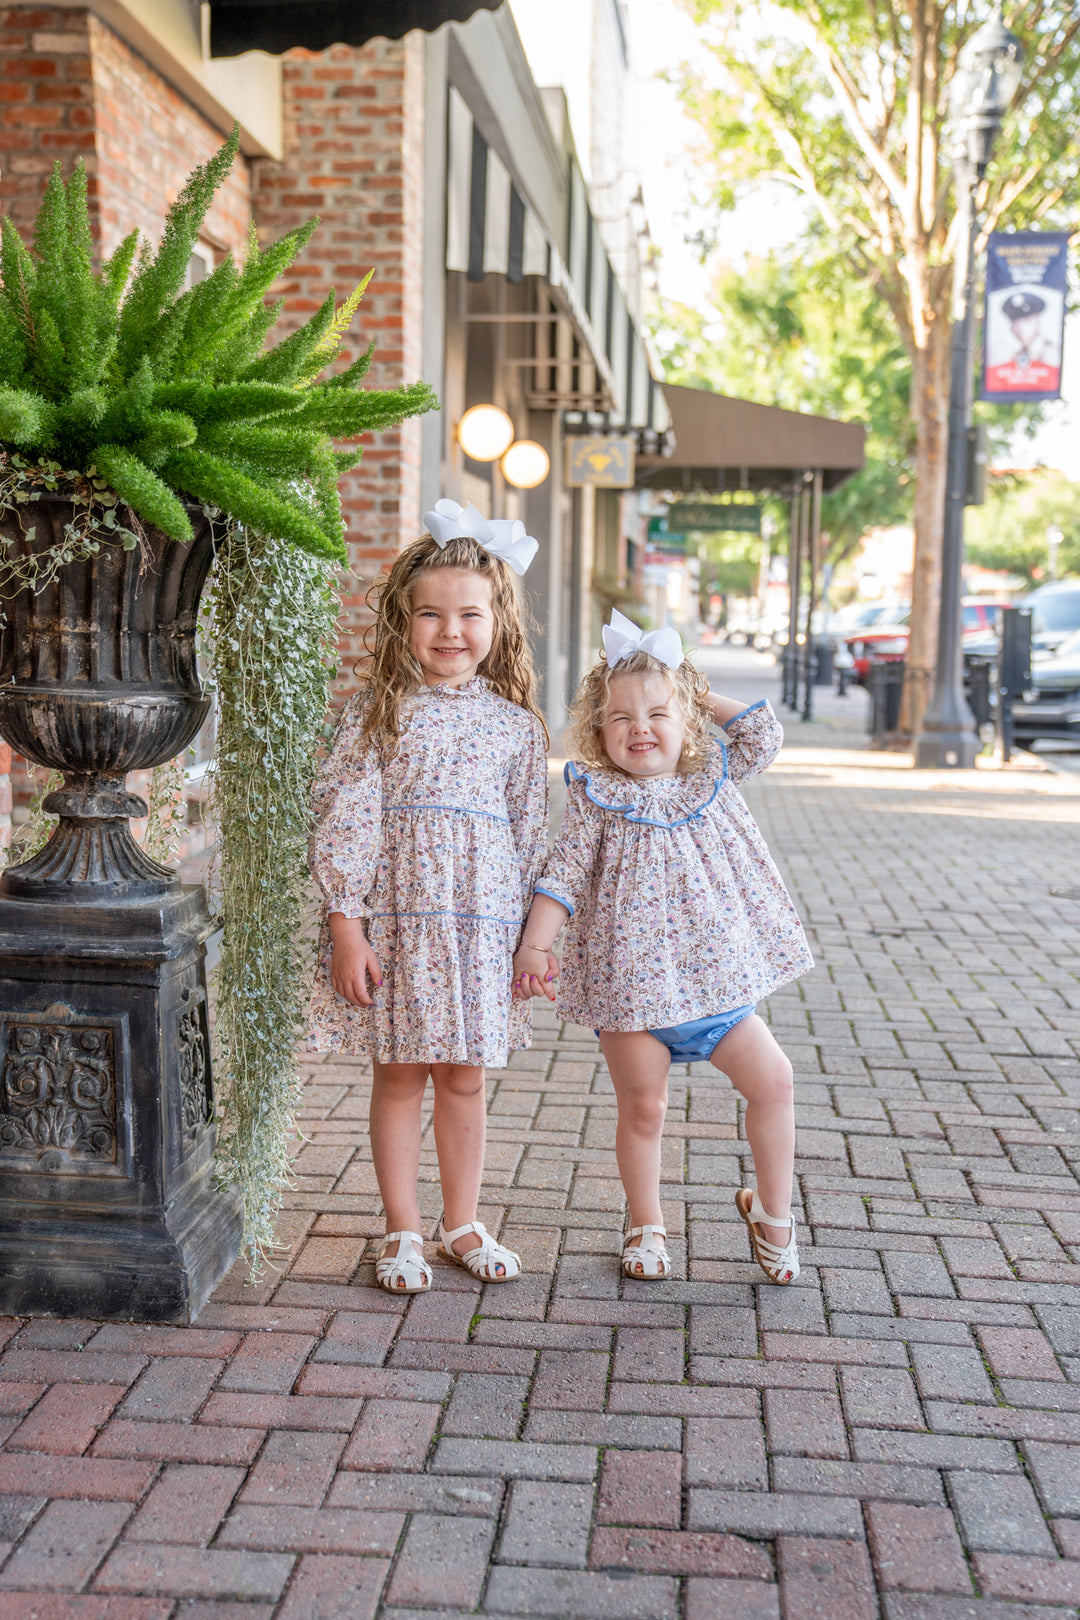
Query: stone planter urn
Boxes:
[{"xmin": 0, "ymin": 496, "xmax": 242, "ymax": 1322}]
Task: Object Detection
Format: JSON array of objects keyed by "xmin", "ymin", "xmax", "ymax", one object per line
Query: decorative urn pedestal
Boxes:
[{"xmin": 0, "ymin": 499, "xmax": 242, "ymax": 1322}]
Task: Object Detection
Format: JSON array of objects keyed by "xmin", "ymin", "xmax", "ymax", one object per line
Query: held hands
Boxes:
[
  {"xmin": 512, "ymin": 943, "xmax": 560, "ymax": 1002},
  {"xmin": 329, "ymin": 914, "xmax": 383, "ymax": 1007}
]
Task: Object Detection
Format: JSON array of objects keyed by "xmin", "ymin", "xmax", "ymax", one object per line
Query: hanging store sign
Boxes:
[
  {"xmin": 646, "ymin": 517, "xmax": 686, "ymax": 555},
  {"xmin": 566, "ymin": 435, "xmax": 635, "ymax": 488},
  {"xmin": 665, "ymin": 501, "xmax": 761, "ymax": 534},
  {"xmin": 981, "ymin": 232, "xmax": 1068, "ymax": 403}
]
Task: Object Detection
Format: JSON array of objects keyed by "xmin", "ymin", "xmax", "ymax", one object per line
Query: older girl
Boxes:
[{"xmin": 309, "ymin": 501, "xmax": 550, "ymax": 1294}]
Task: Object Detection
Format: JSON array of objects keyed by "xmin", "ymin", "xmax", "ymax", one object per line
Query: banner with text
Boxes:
[{"xmin": 981, "ymin": 232, "xmax": 1068, "ymax": 403}]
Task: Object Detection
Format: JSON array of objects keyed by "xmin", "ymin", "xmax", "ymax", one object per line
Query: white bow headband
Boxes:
[
  {"xmin": 423, "ymin": 498, "xmax": 539, "ymax": 576},
  {"xmin": 602, "ymin": 607, "xmax": 684, "ymax": 671}
]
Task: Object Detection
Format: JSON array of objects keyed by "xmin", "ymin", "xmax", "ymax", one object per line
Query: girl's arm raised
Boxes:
[{"xmin": 708, "ymin": 696, "xmax": 784, "ymax": 783}]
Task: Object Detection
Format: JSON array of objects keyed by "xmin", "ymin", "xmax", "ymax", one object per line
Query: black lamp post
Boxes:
[{"xmin": 914, "ymin": 7, "xmax": 1023, "ymax": 768}]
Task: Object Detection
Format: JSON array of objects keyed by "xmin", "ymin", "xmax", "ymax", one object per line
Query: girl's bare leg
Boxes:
[
  {"xmin": 709, "ymin": 1014, "xmax": 795, "ymax": 1247},
  {"xmin": 598, "ymin": 1031, "xmax": 671, "ymax": 1242},
  {"xmin": 429, "ymin": 1062, "xmax": 498, "ymax": 1264},
  {"xmin": 369, "ymin": 1061, "xmax": 431, "ymax": 1257}
]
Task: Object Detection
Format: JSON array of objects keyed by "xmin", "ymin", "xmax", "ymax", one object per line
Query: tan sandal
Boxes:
[{"xmin": 735, "ymin": 1188, "xmax": 800, "ymax": 1284}]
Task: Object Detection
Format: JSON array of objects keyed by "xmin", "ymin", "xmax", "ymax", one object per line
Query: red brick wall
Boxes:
[
  {"xmin": 87, "ymin": 12, "xmax": 249, "ymax": 260},
  {"xmin": 0, "ymin": 6, "xmax": 251, "ymax": 825},
  {"xmin": 0, "ymin": 6, "xmax": 95, "ymax": 233},
  {"xmin": 251, "ymin": 33, "xmax": 428, "ymax": 694}
]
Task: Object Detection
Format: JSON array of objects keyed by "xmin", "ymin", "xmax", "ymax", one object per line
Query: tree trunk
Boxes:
[{"xmin": 900, "ymin": 322, "xmax": 951, "ymax": 738}]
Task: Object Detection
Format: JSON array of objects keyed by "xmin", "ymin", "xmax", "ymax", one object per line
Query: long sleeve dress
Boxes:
[
  {"xmin": 307, "ymin": 676, "xmax": 549, "ymax": 1067},
  {"xmin": 535, "ymin": 700, "xmax": 812, "ymax": 1031}
]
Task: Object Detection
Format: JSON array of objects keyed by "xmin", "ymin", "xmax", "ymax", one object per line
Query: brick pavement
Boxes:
[{"xmin": 2, "ymin": 649, "xmax": 1080, "ymax": 1616}]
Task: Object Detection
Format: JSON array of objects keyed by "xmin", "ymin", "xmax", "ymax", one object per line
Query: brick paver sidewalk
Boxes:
[{"xmin": 1, "ymin": 649, "xmax": 1079, "ymax": 1619}]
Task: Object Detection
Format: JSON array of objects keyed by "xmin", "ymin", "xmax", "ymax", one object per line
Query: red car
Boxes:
[{"xmin": 844, "ymin": 599, "xmax": 1008, "ymax": 682}]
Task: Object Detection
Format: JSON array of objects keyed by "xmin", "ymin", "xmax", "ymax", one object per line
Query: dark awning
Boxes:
[
  {"xmin": 210, "ymin": 0, "xmax": 502, "ymax": 58},
  {"xmin": 636, "ymin": 383, "xmax": 865, "ymax": 495}
]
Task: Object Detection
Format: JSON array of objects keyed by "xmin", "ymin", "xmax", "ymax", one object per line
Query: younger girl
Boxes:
[
  {"xmin": 309, "ymin": 499, "xmax": 550, "ymax": 1294},
  {"xmin": 514, "ymin": 611, "xmax": 812, "ymax": 1285}
]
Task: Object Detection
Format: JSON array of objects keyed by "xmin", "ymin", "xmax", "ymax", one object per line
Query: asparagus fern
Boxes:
[{"xmin": 0, "ymin": 127, "xmax": 437, "ymax": 563}]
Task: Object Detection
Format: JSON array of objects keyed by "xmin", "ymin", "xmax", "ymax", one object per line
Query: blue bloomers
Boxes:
[{"xmin": 648, "ymin": 1005, "xmax": 756, "ymax": 1064}]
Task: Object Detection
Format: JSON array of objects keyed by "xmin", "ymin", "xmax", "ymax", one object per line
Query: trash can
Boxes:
[
  {"xmin": 812, "ymin": 642, "xmax": 835, "ymax": 686},
  {"xmin": 868, "ymin": 661, "xmax": 904, "ymax": 742}
]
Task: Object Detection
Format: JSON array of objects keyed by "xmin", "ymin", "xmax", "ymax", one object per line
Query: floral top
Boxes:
[
  {"xmin": 307, "ymin": 676, "xmax": 549, "ymax": 1067},
  {"xmin": 536, "ymin": 700, "xmax": 812, "ymax": 1031}
]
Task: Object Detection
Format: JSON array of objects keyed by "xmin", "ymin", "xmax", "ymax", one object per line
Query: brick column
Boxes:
[{"xmin": 251, "ymin": 34, "xmax": 428, "ymax": 694}]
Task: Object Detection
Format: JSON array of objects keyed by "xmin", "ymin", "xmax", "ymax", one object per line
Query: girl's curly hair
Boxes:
[
  {"xmin": 566, "ymin": 649, "xmax": 714, "ymax": 776},
  {"xmin": 356, "ymin": 533, "xmax": 549, "ymax": 753}
]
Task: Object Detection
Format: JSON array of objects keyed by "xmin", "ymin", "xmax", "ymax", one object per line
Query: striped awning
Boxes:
[
  {"xmin": 446, "ymin": 86, "xmax": 670, "ymax": 442},
  {"xmin": 210, "ymin": 0, "xmax": 501, "ymax": 56}
]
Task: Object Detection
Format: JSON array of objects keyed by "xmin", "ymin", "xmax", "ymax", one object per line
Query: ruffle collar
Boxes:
[
  {"xmin": 417, "ymin": 675, "xmax": 489, "ymax": 699},
  {"xmin": 564, "ymin": 737, "xmax": 728, "ymax": 829}
]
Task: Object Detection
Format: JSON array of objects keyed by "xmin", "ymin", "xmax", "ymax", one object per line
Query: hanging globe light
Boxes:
[
  {"xmin": 500, "ymin": 439, "xmax": 550, "ymax": 489},
  {"xmin": 456, "ymin": 404, "xmax": 515, "ymax": 462}
]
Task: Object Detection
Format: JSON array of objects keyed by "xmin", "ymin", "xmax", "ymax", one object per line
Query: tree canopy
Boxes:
[{"xmin": 670, "ymin": 0, "xmax": 1080, "ymax": 729}]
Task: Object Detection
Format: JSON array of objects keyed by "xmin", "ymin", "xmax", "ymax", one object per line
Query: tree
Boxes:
[
  {"xmin": 652, "ymin": 251, "xmax": 914, "ymax": 564},
  {"xmin": 676, "ymin": 0, "xmax": 1080, "ymax": 732},
  {"xmin": 965, "ymin": 466, "xmax": 1080, "ymax": 582}
]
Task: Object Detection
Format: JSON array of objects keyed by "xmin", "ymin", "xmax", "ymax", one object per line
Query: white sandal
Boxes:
[
  {"xmin": 622, "ymin": 1225, "xmax": 671, "ymax": 1280},
  {"xmin": 375, "ymin": 1230, "xmax": 432, "ymax": 1294},
  {"xmin": 735, "ymin": 1188, "xmax": 800, "ymax": 1284},
  {"xmin": 437, "ymin": 1220, "xmax": 521, "ymax": 1283}
]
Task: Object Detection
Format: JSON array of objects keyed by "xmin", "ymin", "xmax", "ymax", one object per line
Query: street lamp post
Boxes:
[{"xmin": 914, "ymin": 8, "xmax": 1023, "ymax": 769}]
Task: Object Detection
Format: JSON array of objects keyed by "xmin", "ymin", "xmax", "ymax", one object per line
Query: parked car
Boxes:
[
  {"xmin": 1012, "ymin": 626, "xmax": 1080, "ymax": 743},
  {"xmin": 843, "ymin": 598, "xmax": 1007, "ymax": 683},
  {"xmin": 1023, "ymin": 579, "xmax": 1080, "ymax": 657},
  {"xmin": 964, "ymin": 579, "xmax": 1080, "ymax": 662}
]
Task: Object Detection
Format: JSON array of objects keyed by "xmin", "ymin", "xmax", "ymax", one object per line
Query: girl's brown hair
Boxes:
[
  {"xmin": 566, "ymin": 649, "xmax": 714, "ymax": 776},
  {"xmin": 357, "ymin": 534, "xmax": 549, "ymax": 752}
]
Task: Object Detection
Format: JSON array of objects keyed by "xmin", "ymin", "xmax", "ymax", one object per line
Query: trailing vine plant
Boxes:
[{"xmin": 204, "ymin": 525, "xmax": 339, "ymax": 1264}]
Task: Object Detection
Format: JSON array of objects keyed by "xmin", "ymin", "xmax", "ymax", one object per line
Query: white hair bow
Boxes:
[
  {"xmin": 602, "ymin": 606, "xmax": 684, "ymax": 670},
  {"xmin": 423, "ymin": 498, "xmax": 539, "ymax": 576}
]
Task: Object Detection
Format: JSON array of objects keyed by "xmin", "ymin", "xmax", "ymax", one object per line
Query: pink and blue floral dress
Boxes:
[
  {"xmin": 535, "ymin": 701, "xmax": 813, "ymax": 1031},
  {"xmin": 307, "ymin": 677, "xmax": 549, "ymax": 1067}
]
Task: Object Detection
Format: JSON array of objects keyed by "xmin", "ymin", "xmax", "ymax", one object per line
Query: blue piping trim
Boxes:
[
  {"xmin": 534, "ymin": 885, "xmax": 574, "ymax": 916},
  {"xmin": 369, "ymin": 907, "xmax": 521, "ymax": 925},
  {"xmin": 722, "ymin": 699, "xmax": 769, "ymax": 730},
  {"xmin": 385, "ymin": 802, "xmax": 510, "ymax": 826},
  {"xmin": 564, "ymin": 757, "xmax": 726, "ymax": 829}
]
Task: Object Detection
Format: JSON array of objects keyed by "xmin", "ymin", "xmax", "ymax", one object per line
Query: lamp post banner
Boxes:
[{"xmin": 980, "ymin": 232, "xmax": 1068, "ymax": 403}]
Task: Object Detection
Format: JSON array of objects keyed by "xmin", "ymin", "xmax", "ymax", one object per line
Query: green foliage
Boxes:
[
  {"xmin": 0, "ymin": 131, "xmax": 438, "ymax": 564},
  {"xmin": 965, "ymin": 469, "xmax": 1080, "ymax": 584},
  {"xmin": 206, "ymin": 525, "xmax": 340, "ymax": 1264},
  {"xmin": 678, "ymin": 2, "xmax": 1080, "ymax": 351},
  {"xmin": 0, "ymin": 768, "xmax": 61, "ymax": 871}
]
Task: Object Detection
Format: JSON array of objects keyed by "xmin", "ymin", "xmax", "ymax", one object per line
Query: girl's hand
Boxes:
[
  {"xmin": 329, "ymin": 914, "xmax": 383, "ymax": 1007},
  {"xmin": 512, "ymin": 944, "xmax": 559, "ymax": 1001}
]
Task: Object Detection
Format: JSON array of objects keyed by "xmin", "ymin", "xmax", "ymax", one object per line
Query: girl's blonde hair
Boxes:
[
  {"xmin": 358, "ymin": 533, "xmax": 549, "ymax": 752},
  {"xmin": 566, "ymin": 649, "xmax": 714, "ymax": 776}
]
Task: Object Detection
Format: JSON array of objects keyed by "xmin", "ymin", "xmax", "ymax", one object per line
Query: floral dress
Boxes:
[
  {"xmin": 535, "ymin": 701, "xmax": 812, "ymax": 1031},
  {"xmin": 308, "ymin": 677, "xmax": 549, "ymax": 1067}
]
